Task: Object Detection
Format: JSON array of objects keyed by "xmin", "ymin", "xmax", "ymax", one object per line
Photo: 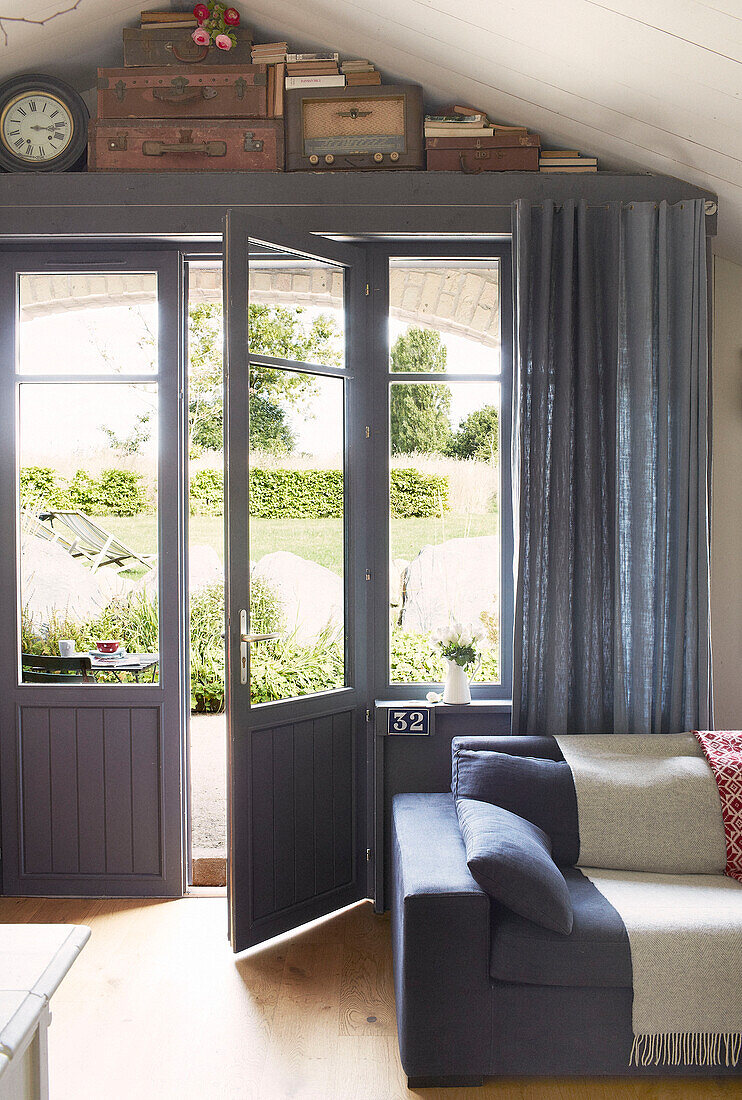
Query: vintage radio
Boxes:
[
  {"xmin": 97, "ymin": 65, "xmax": 268, "ymax": 120},
  {"xmin": 123, "ymin": 26, "xmax": 253, "ymax": 68},
  {"xmin": 88, "ymin": 118, "xmax": 283, "ymax": 172},
  {"xmin": 285, "ymin": 85, "xmax": 423, "ymax": 170},
  {"xmin": 425, "ymin": 134, "xmax": 539, "ymax": 173}
]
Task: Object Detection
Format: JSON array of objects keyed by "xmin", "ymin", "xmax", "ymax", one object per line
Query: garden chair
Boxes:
[
  {"xmin": 38, "ymin": 510, "xmax": 156, "ymax": 574},
  {"xmin": 22, "ymin": 509, "xmax": 98, "ymax": 567},
  {"xmin": 21, "ymin": 654, "xmax": 93, "ymax": 683}
]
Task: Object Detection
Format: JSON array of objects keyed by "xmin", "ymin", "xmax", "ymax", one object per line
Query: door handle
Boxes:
[{"xmin": 239, "ymin": 609, "xmax": 280, "ymax": 684}]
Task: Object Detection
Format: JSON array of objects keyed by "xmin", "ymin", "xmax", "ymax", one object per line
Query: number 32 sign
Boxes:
[{"xmin": 387, "ymin": 708, "xmax": 430, "ymax": 736}]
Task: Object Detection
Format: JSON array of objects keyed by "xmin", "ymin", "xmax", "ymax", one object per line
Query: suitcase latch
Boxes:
[
  {"xmin": 170, "ymin": 76, "xmax": 189, "ymax": 96},
  {"xmin": 107, "ymin": 132, "xmax": 128, "ymax": 152},
  {"xmin": 114, "ymin": 80, "xmax": 126, "ymax": 103},
  {"xmin": 475, "ymin": 150, "xmax": 489, "ymax": 160},
  {"xmin": 243, "ymin": 131, "xmax": 264, "ymax": 152},
  {"xmin": 235, "ymin": 77, "xmax": 247, "ymax": 101}
]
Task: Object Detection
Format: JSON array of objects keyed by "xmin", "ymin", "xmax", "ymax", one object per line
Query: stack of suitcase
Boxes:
[{"xmin": 89, "ymin": 20, "xmax": 285, "ymax": 172}]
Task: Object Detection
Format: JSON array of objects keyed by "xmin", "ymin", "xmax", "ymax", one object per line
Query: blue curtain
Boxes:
[{"xmin": 512, "ymin": 199, "xmax": 711, "ymax": 735}]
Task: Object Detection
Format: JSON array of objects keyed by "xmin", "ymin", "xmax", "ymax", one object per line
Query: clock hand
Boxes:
[{"xmin": 30, "ymin": 124, "xmax": 55, "ymax": 131}]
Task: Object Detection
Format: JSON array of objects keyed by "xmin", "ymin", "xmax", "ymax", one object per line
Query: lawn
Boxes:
[{"xmin": 104, "ymin": 513, "xmax": 499, "ymax": 576}]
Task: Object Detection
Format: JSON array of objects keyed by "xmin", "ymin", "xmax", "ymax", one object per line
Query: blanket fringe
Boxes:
[{"xmin": 629, "ymin": 1032, "xmax": 742, "ymax": 1068}]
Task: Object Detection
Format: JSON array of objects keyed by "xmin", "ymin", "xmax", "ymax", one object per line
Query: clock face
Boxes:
[{"xmin": 0, "ymin": 92, "xmax": 74, "ymax": 163}]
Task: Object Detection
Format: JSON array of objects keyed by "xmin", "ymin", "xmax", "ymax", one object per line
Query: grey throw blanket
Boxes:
[{"xmin": 555, "ymin": 734, "xmax": 741, "ymax": 1066}]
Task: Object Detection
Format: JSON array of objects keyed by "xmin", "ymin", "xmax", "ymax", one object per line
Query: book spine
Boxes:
[
  {"xmin": 286, "ymin": 52, "xmax": 339, "ymax": 62},
  {"xmin": 285, "ymin": 75, "xmax": 346, "ymax": 88}
]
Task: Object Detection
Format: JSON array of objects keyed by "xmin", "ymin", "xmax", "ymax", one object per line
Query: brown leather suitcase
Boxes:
[
  {"xmin": 425, "ymin": 142, "xmax": 539, "ymax": 172},
  {"xmin": 426, "ymin": 132, "xmax": 540, "ymax": 149},
  {"xmin": 285, "ymin": 85, "xmax": 423, "ymax": 170},
  {"xmin": 88, "ymin": 118, "xmax": 283, "ymax": 172},
  {"xmin": 97, "ymin": 65, "xmax": 268, "ymax": 119},
  {"xmin": 123, "ymin": 26, "xmax": 253, "ymax": 68}
]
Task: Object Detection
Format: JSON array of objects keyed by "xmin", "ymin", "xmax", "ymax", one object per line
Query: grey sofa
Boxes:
[{"xmin": 391, "ymin": 734, "xmax": 742, "ymax": 1088}]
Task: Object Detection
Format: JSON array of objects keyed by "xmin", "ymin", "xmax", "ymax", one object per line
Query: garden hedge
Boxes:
[
  {"xmin": 22, "ymin": 464, "xmax": 449, "ymax": 520},
  {"xmin": 192, "ymin": 467, "xmax": 448, "ymax": 519}
]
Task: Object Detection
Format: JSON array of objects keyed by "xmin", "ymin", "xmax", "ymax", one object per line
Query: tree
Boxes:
[
  {"xmin": 101, "ymin": 411, "xmax": 152, "ymax": 456},
  {"xmin": 447, "ymin": 405, "xmax": 499, "ymax": 462},
  {"xmin": 187, "ymin": 302, "xmax": 341, "ymax": 452},
  {"xmin": 389, "ymin": 327, "xmax": 452, "ymax": 455}
]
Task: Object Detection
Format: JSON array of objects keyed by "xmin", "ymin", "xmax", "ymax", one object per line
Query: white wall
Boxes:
[{"xmin": 711, "ymin": 255, "xmax": 742, "ymax": 727}]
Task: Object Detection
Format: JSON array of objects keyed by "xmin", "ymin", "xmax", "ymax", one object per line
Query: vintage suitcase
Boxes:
[
  {"xmin": 88, "ymin": 118, "xmax": 283, "ymax": 172},
  {"xmin": 97, "ymin": 65, "xmax": 268, "ymax": 119},
  {"xmin": 425, "ymin": 136, "xmax": 539, "ymax": 172},
  {"xmin": 123, "ymin": 26, "xmax": 253, "ymax": 68},
  {"xmin": 285, "ymin": 84, "xmax": 423, "ymax": 170}
]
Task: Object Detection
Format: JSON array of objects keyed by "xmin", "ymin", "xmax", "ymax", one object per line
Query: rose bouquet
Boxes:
[
  {"xmin": 192, "ymin": 3, "xmax": 240, "ymax": 51},
  {"xmin": 431, "ymin": 621, "xmax": 483, "ymax": 668}
]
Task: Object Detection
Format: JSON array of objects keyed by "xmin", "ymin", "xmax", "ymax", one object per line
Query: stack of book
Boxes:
[
  {"xmin": 285, "ymin": 53, "xmax": 344, "ymax": 89},
  {"xmin": 539, "ymin": 150, "xmax": 598, "ymax": 172},
  {"xmin": 251, "ymin": 41, "xmax": 287, "ymax": 64},
  {"xmin": 424, "ymin": 106, "xmax": 529, "ymax": 140},
  {"xmin": 139, "ymin": 9, "xmax": 197, "ymax": 29},
  {"xmin": 341, "ymin": 59, "xmax": 381, "ymax": 86}
]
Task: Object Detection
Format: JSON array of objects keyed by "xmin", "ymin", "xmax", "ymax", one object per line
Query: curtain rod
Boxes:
[{"xmin": 525, "ymin": 200, "xmax": 717, "ymax": 215}]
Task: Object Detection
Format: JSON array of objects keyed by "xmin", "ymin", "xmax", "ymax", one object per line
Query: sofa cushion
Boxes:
[
  {"xmin": 452, "ymin": 748, "xmax": 579, "ymax": 866},
  {"xmin": 489, "ymin": 867, "xmax": 633, "ymax": 988},
  {"xmin": 456, "ymin": 797, "xmax": 573, "ymax": 935}
]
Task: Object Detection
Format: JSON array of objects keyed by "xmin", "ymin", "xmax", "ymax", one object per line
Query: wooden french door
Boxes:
[
  {"xmin": 0, "ymin": 250, "xmax": 186, "ymax": 897},
  {"xmin": 224, "ymin": 212, "xmax": 370, "ymax": 950}
]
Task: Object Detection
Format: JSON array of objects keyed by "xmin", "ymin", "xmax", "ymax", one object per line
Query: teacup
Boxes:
[{"xmin": 96, "ymin": 640, "xmax": 121, "ymax": 654}]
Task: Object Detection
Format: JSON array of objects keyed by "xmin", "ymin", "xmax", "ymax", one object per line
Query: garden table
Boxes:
[{"xmin": 75, "ymin": 652, "xmax": 160, "ymax": 683}]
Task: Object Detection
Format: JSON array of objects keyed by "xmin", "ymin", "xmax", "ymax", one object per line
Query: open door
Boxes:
[{"xmin": 224, "ymin": 212, "xmax": 370, "ymax": 950}]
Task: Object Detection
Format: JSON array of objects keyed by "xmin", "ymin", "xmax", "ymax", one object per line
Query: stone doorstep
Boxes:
[{"xmin": 191, "ymin": 850, "xmax": 226, "ymax": 888}]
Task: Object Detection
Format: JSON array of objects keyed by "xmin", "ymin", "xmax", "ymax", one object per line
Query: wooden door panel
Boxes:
[
  {"xmin": 248, "ymin": 709, "xmax": 355, "ymax": 927},
  {"xmin": 18, "ymin": 704, "xmax": 164, "ymax": 889}
]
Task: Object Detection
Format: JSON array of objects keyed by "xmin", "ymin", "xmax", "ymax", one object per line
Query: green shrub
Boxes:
[
  {"xmin": 249, "ymin": 468, "xmax": 344, "ymax": 519},
  {"xmin": 390, "ymin": 468, "xmax": 448, "ymax": 518},
  {"xmin": 190, "ymin": 469, "xmax": 224, "ymax": 516},
  {"xmin": 65, "ymin": 470, "xmax": 99, "ymax": 512},
  {"xmin": 249, "ymin": 627, "xmax": 344, "ymax": 704},
  {"xmin": 95, "ymin": 469, "xmax": 149, "ymax": 516},
  {"xmin": 19, "ymin": 466, "xmax": 63, "ymax": 509}
]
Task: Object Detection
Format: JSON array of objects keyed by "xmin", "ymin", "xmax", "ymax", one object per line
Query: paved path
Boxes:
[{"xmin": 190, "ymin": 713, "xmax": 226, "ymax": 854}]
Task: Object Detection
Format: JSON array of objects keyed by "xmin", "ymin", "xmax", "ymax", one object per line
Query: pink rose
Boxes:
[
  {"xmin": 224, "ymin": 7, "xmax": 240, "ymax": 25},
  {"xmin": 215, "ymin": 33, "xmax": 232, "ymax": 49},
  {"xmin": 192, "ymin": 26, "xmax": 210, "ymax": 45},
  {"xmin": 193, "ymin": 3, "xmax": 209, "ymax": 20}
]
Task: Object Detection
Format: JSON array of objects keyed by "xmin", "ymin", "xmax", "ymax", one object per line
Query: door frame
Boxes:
[
  {"xmin": 0, "ymin": 248, "xmax": 187, "ymax": 897},
  {"xmin": 223, "ymin": 211, "xmax": 372, "ymax": 950}
]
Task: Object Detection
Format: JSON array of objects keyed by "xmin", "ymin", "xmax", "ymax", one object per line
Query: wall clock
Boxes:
[{"xmin": 0, "ymin": 74, "xmax": 88, "ymax": 172}]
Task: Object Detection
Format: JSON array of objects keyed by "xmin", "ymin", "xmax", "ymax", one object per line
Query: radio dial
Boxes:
[
  {"xmin": 324, "ymin": 153, "xmax": 335, "ymax": 164},
  {"xmin": 390, "ymin": 151, "xmax": 399, "ymax": 162},
  {"xmin": 309, "ymin": 154, "xmax": 319, "ymax": 165},
  {"xmin": 373, "ymin": 152, "xmax": 383, "ymax": 163}
]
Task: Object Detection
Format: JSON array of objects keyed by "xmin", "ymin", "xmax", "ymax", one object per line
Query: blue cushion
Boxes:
[
  {"xmin": 455, "ymin": 797, "xmax": 574, "ymax": 935},
  {"xmin": 452, "ymin": 747, "xmax": 579, "ymax": 866}
]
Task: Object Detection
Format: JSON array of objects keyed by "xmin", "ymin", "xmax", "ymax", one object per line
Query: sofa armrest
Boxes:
[{"xmin": 391, "ymin": 793, "xmax": 492, "ymax": 1078}]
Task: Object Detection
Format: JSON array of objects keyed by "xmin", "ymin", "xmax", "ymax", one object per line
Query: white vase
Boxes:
[{"xmin": 443, "ymin": 658, "xmax": 471, "ymax": 705}]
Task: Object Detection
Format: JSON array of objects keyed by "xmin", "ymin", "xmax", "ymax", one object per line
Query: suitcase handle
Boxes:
[
  {"xmin": 142, "ymin": 140, "xmax": 227, "ymax": 157},
  {"xmin": 166, "ymin": 42, "xmax": 209, "ymax": 63},
  {"xmin": 152, "ymin": 85, "xmax": 216, "ymax": 104}
]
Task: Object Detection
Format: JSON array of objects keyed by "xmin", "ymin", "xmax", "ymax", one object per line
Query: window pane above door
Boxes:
[
  {"xmin": 388, "ymin": 260, "xmax": 500, "ymax": 374},
  {"xmin": 247, "ymin": 249, "xmax": 345, "ymax": 368},
  {"xmin": 248, "ymin": 368, "xmax": 345, "ymax": 704},
  {"xmin": 18, "ymin": 272, "xmax": 158, "ymax": 375}
]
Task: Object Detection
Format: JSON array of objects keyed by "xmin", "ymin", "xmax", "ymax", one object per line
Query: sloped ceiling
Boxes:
[{"xmin": 0, "ymin": 0, "xmax": 739, "ymax": 262}]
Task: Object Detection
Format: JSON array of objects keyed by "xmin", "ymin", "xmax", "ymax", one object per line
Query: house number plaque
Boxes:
[{"xmin": 387, "ymin": 708, "xmax": 430, "ymax": 736}]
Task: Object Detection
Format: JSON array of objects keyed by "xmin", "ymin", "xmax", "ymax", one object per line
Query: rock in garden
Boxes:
[
  {"xmin": 21, "ymin": 533, "xmax": 131, "ymax": 624},
  {"xmin": 400, "ymin": 536, "xmax": 499, "ymax": 641},
  {"xmin": 252, "ymin": 551, "xmax": 343, "ymax": 645}
]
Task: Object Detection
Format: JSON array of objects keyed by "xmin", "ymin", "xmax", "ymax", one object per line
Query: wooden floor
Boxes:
[{"xmin": 0, "ymin": 896, "xmax": 739, "ymax": 1100}]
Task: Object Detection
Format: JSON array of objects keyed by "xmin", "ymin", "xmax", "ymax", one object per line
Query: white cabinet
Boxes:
[{"xmin": 0, "ymin": 925, "xmax": 90, "ymax": 1100}]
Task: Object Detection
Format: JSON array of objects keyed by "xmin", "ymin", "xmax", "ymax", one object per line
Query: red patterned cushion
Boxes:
[{"xmin": 695, "ymin": 730, "xmax": 742, "ymax": 883}]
